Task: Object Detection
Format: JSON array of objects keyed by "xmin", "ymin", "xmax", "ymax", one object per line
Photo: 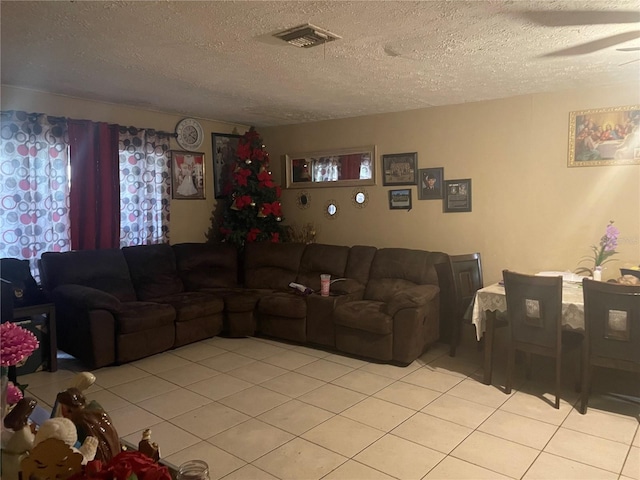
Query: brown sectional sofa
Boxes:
[{"xmin": 40, "ymin": 241, "xmax": 453, "ymax": 369}]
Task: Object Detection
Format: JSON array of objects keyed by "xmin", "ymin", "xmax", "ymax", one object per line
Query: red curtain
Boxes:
[
  {"xmin": 68, "ymin": 120, "xmax": 120, "ymax": 250},
  {"xmin": 340, "ymin": 154, "xmax": 362, "ymax": 180}
]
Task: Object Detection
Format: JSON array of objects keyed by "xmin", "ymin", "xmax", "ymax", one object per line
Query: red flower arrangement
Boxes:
[
  {"xmin": 246, "ymin": 227, "xmax": 261, "ymax": 243},
  {"xmin": 69, "ymin": 451, "xmax": 171, "ymax": 480},
  {"xmin": 233, "ymin": 168, "xmax": 251, "ymax": 187},
  {"xmin": 257, "ymin": 170, "xmax": 274, "ymax": 188}
]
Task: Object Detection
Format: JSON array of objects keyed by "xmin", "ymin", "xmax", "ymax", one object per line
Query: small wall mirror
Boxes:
[
  {"xmin": 296, "ymin": 190, "xmax": 311, "ymax": 209},
  {"xmin": 325, "ymin": 200, "xmax": 339, "ymax": 219},
  {"xmin": 352, "ymin": 188, "xmax": 369, "ymax": 208},
  {"xmin": 285, "ymin": 145, "xmax": 376, "ymax": 189}
]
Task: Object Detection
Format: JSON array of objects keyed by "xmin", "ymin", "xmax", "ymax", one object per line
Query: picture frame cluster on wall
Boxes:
[{"xmin": 383, "ymin": 152, "xmax": 471, "ymax": 212}]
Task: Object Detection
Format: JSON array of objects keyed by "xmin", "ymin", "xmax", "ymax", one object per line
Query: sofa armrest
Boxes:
[
  {"xmin": 384, "ymin": 285, "xmax": 439, "ymax": 317},
  {"xmin": 330, "ymin": 278, "xmax": 365, "ymax": 295},
  {"xmin": 52, "ymin": 284, "xmax": 123, "ymax": 314}
]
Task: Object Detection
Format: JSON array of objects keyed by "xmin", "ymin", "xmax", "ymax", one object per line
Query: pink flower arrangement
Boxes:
[
  {"xmin": 6, "ymin": 381, "xmax": 23, "ymax": 404},
  {"xmin": 576, "ymin": 220, "xmax": 620, "ymax": 275},
  {"xmin": 0, "ymin": 322, "xmax": 39, "ymax": 367}
]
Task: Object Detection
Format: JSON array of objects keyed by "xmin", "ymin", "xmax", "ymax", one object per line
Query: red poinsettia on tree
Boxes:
[{"xmin": 215, "ymin": 127, "xmax": 285, "ymax": 246}]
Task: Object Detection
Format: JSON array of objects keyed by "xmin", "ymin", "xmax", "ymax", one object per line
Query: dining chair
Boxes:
[
  {"xmin": 502, "ymin": 270, "xmax": 563, "ymax": 408},
  {"xmin": 580, "ymin": 278, "xmax": 640, "ymax": 414},
  {"xmin": 449, "ymin": 253, "xmax": 484, "ymax": 357}
]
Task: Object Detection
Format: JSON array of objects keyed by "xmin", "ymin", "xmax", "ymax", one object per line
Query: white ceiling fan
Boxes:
[{"xmin": 519, "ymin": 10, "xmax": 640, "ymax": 60}]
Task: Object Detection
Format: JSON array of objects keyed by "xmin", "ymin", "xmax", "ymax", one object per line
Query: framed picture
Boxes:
[
  {"xmin": 418, "ymin": 167, "xmax": 444, "ymax": 200},
  {"xmin": 388, "ymin": 188, "xmax": 412, "ymax": 210},
  {"xmin": 285, "ymin": 145, "xmax": 376, "ymax": 189},
  {"xmin": 212, "ymin": 132, "xmax": 242, "ymax": 198},
  {"xmin": 568, "ymin": 105, "xmax": 640, "ymax": 167},
  {"xmin": 444, "ymin": 179, "xmax": 472, "ymax": 213},
  {"xmin": 170, "ymin": 151, "xmax": 205, "ymax": 200},
  {"xmin": 382, "ymin": 152, "xmax": 417, "ymax": 186}
]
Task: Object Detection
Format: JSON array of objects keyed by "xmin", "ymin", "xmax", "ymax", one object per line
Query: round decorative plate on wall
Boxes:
[
  {"xmin": 325, "ymin": 199, "xmax": 339, "ymax": 219},
  {"xmin": 296, "ymin": 191, "xmax": 311, "ymax": 209},
  {"xmin": 352, "ymin": 188, "xmax": 369, "ymax": 208},
  {"xmin": 175, "ymin": 118, "xmax": 204, "ymax": 151}
]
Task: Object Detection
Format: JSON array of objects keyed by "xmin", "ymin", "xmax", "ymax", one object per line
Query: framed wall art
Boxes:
[
  {"xmin": 418, "ymin": 167, "xmax": 444, "ymax": 200},
  {"xmin": 171, "ymin": 150, "xmax": 205, "ymax": 200},
  {"xmin": 388, "ymin": 188, "xmax": 412, "ymax": 210},
  {"xmin": 212, "ymin": 132, "xmax": 242, "ymax": 198},
  {"xmin": 444, "ymin": 179, "xmax": 472, "ymax": 213},
  {"xmin": 382, "ymin": 152, "xmax": 417, "ymax": 186},
  {"xmin": 568, "ymin": 105, "xmax": 640, "ymax": 167},
  {"xmin": 285, "ymin": 145, "xmax": 376, "ymax": 188}
]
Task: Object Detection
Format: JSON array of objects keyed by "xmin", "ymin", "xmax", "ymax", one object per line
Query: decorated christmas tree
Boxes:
[{"xmin": 211, "ymin": 127, "xmax": 285, "ymax": 246}]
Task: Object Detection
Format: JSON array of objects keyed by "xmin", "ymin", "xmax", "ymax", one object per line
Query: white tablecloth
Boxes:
[{"xmin": 471, "ymin": 282, "xmax": 585, "ymax": 340}]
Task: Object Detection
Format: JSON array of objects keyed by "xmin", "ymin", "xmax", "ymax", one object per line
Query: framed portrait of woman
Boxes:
[{"xmin": 171, "ymin": 150, "xmax": 206, "ymax": 200}]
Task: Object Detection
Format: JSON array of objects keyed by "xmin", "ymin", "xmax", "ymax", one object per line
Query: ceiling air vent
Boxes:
[{"xmin": 274, "ymin": 23, "xmax": 341, "ymax": 48}]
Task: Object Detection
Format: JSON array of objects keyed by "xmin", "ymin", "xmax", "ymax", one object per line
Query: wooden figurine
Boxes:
[{"xmin": 138, "ymin": 428, "xmax": 160, "ymax": 461}]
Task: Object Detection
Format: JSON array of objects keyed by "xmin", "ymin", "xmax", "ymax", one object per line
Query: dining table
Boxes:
[{"xmin": 471, "ymin": 279, "xmax": 586, "ymax": 385}]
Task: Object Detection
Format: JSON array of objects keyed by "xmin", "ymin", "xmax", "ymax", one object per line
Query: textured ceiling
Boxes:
[{"xmin": 1, "ymin": 0, "xmax": 639, "ymax": 127}]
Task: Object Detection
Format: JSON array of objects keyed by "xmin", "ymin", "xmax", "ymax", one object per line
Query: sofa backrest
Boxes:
[
  {"xmin": 173, "ymin": 242, "xmax": 239, "ymax": 290},
  {"xmin": 364, "ymin": 248, "xmax": 444, "ymax": 303},
  {"xmin": 40, "ymin": 249, "xmax": 137, "ymax": 302},
  {"xmin": 122, "ymin": 243, "xmax": 183, "ymax": 300},
  {"xmin": 244, "ymin": 242, "xmax": 306, "ymax": 290},
  {"xmin": 296, "ymin": 243, "xmax": 350, "ymax": 291},
  {"xmin": 345, "ymin": 245, "xmax": 378, "ymax": 286}
]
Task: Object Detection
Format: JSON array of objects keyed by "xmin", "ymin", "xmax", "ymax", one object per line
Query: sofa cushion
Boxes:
[
  {"xmin": 345, "ymin": 245, "xmax": 378, "ymax": 286},
  {"xmin": 40, "ymin": 249, "xmax": 137, "ymax": 302},
  {"xmin": 118, "ymin": 301, "xmax": 176, "ymax": 334},
  {"xmin": 122, "ymin": 244, "xmax": 184, "ymax": 300},
  {"xmin": 150, "ymin": 292, "xmax": 224, "ymax": 322},
  {"xmin": 258, "ymin": 292, "xmax": 307, "ymax": 318},
  {"xmin": 173, "ymin": 242, "xmax": 239, "ymax": 289},
  {"xmin": 333, "ymin": 300, "xmax": 393, "ymax": 335},
  {"xmin": 244, "ymin": 242, "xmax": 306, "ymax": 290},
  {"xmin": 365, "ymin": 278, "xmax": 421, "ymax": 303},
  {"xmin": 296, "ymin": 244, "xmax": 350, "ymax": 291}
]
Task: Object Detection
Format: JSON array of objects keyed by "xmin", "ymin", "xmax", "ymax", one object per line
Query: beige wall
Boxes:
[
  {"xmin": 262, "ymin": 83, "xmax": 640, "ymax": 284},
  {"xmin": 1, "ymin": 85, "xmax": 248, "ymax": 244},
  {"xmin": 2, "ymin": 84, "xmax": 639, "ymax": 284}
]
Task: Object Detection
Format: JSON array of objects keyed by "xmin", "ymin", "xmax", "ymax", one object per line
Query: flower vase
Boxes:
[{"xmin": 593, "ymin": 266, "xmax": 603, "ymax": 281}]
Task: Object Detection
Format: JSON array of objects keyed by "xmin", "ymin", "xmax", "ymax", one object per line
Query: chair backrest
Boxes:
[
  {"xmin": 582, "ymin": 278, "xmax": 640, "ymax": 366},
  {"xmin": 502, "ymin": 270, "xmax": 563, "ymax": 349},
  {"xmin": 451, "ymin": 253, "xmax": 483, "ymax": 317}
]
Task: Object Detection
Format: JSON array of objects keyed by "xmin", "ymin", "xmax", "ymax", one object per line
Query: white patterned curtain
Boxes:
[
  {"xmin": 0, "ymin": 111, "xmax": 70, "ymax": 278},
  {"xmin": 118, "ymin": 127, "xmax": 171, "ymax": 246}
]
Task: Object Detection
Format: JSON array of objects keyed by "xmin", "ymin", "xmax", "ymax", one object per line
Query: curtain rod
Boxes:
[
  {"xmin": 116, "ymin": 124, "xmax": 175, "ymax": 138},
  {"xmin": 1, "ymin": 110, "xmax": 175, "ymax": 138}
]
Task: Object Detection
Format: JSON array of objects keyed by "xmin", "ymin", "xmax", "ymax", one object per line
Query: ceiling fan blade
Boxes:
[
  {"xmin": 619, "ymin": 58, "xmax": 640, "ymax": 66},
  {"xmin": 543, "ymin": 31, "xmax": 640, "ymax": 56},
  {"xmin": 520, "ymin": 10, "xmax": 640, "ymax": 27},
  {"xmin": 617, "ymin": 47, "xmax": 640, "ymax": 51}
]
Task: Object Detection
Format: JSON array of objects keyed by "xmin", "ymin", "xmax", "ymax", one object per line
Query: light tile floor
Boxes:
[{"xmin": 20, "ymin": 326, "xmax": 639, "ymax": 480}]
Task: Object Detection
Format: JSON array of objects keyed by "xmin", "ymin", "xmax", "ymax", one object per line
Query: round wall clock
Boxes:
[{"xmin": 175, "ymin": 118, "xmax": 204, "ymax": 151}]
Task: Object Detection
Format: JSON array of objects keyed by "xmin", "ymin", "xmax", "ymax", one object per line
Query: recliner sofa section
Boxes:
[
  {"xmin": 40, "ymin": 241, "xmax": 453, "ymax": 369},
  {"xmin": 39, "ymin": 248, "xmax": 176, "ymax": 369}
]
